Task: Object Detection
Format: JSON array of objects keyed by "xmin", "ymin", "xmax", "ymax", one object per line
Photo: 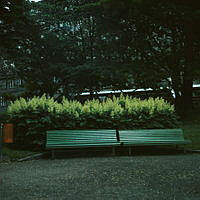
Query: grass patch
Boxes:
[
  {"xmin": 183, "ymin": 124, "xmax": 200, "ymax": 150},
  {"xmin": 1, "ymin": 146, "xmax": 37, "ymax": 161},
  {"xmin": 182, "ymin": 107, "xmax": 200, "ymax": 150}
]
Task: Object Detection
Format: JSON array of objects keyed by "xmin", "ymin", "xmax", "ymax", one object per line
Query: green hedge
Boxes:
[
  {"xmin": 7, "ymin": 94, "xmax": 179, "ymax": 148},
  {"xmin": 0, "ymin": 112, "xmax": 10, "ymax": 124}
]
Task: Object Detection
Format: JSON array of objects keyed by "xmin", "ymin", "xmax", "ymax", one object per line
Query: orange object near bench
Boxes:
[{"xmin": 3, "ymin": 123, "xmax": 14, "ymax": 143}]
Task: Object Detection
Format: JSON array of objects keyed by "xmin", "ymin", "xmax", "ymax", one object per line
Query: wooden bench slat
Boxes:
[
  {"xmin": 47, "ymin": 130, "xmax": 116, "ymax": 133},
  {"xmin": 47, "ymin": 135, "xmax": 117, "ymax": 137}
]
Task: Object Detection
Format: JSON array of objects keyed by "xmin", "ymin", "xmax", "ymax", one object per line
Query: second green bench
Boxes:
[{"xmin": 119, "ymin": 129, "xmax": 191, "ymax": 155}]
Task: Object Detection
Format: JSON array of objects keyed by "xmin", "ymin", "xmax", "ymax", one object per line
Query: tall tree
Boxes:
[{"xmin": 80, "ymin": 0, "xmax": 200, "ymax": 112}]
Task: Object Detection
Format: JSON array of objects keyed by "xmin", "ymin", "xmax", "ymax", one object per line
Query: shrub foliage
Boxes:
[{"xmin": 7, "ymin": 94, "xmax": 179, "ymax": 148}]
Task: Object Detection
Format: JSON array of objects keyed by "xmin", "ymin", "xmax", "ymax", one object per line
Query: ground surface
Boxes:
[{"xmin": 0, "ymin": 151, "xmax": 200, "ymax": 200}]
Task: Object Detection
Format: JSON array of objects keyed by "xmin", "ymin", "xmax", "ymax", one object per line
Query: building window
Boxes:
[
  {"xmin": 0, "ymin": 96, "xmax": 7, "ymax": 107},
  {"xmin": 0, "ymin": 79, "xmax": 23, "ymax": 89},
  {"xmin": 0, "ymin": 80, "xmax": 7, "ymax": 89},
  {"xmin": 14, "ymin": 79, "xmax": 23, "ymax": 87},
  {"xmin": 7, "ymin": 80, "xmax": 14, "ymax": 88}
]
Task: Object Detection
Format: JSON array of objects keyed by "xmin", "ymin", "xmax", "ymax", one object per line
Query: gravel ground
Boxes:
[{"xmin": 0, "ymin": 151, "xmax": 200, "ymax": 200}]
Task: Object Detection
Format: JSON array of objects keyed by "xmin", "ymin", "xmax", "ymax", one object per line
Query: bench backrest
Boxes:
[
  {"xmin": 46, "ymin": 129, "xmax": 119, "ymax": 148},
  {"xmin": 119, "ymin": 129, "xmax": 189, "ymax": 144}
]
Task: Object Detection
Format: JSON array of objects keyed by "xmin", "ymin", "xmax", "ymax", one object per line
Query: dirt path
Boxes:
[{"xmin": 0, "ymin": 154, "xmax": 200, "ymax": 200}]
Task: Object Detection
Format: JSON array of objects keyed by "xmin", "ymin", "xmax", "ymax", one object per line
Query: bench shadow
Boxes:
[{"xmin": 42, "ymin": 146, "xmax": 191, "ymax": 160}]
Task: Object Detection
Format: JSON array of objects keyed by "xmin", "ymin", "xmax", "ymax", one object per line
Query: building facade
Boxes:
[{"xmin": 0, "ymin": 79, "xmax": 24, "ymax": 112}]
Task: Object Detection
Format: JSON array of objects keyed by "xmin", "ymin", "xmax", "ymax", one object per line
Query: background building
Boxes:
[{"xmin": 0, "ymin": 78, "xmax": 24, "ymax": 112}]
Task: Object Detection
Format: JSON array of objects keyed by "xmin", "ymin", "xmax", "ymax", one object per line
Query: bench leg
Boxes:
[
  {"xmin": 112, "ymin": 147, "xmax": 116, "ymax": 156},
  {"xmin": 129, "ymin": 147, "xmax": 132, "ymax": 156},
  {"xmin": 183, "ymin": 145, "xmax": 187, "ymax": 154},
  {"xmin": 51, "ymin": 150, "xmax": 55, "ymax": 160}
]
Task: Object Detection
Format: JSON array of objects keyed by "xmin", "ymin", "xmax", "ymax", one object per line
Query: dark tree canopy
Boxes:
[{"xmin": 1, "ymin": 0, "xmax": 200, "ymax": 114}]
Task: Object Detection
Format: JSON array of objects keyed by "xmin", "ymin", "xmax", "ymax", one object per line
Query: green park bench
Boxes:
[
  {"xmin": 46, "ymin": 129, "xmax": 120, "ymax": 159},
  {"xmin": 119, "ymin": 129, "xmax": 191, "ymax": 155},
  {"xmin": 46, "ymin": 129, "xmax": 191, "ymax": 158}
]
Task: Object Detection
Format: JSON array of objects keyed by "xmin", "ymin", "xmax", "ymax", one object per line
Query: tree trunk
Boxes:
[
  {"xmin": 182, "ymin": 73, "xmax": 193, "ymax": 109},
  {"xmin": 181, "ymin": 20, "xmax": 194, "ymax": 113}
]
